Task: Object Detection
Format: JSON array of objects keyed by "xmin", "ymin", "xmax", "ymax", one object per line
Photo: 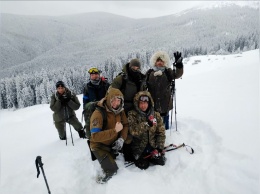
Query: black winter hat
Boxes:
[
  {"xmin": 129, "ymin": 59, "xmax": 141, "ymax": 68},
  {"xmin": 56, "ymin": 81, "xmax": 65, "ymax": 88}
]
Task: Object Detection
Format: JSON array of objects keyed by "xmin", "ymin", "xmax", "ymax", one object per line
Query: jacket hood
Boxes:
[
  {"xmin": 150, "ymin": 51, "xmax": 171, "ymax": 68},
  {"xmin": 133, "ymin": 91, "xmax": 154, "ymax": 115},
  {"xmin": 104, "ymin": 87, "xmax": 124, "ymax": 115},
  {"xmin": 122, "ymin": 63, "xmax": 129, "ymax": 74}
]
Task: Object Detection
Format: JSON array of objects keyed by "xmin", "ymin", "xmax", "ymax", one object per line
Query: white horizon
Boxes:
[{"xmin": 0, "ymin": 1, "xmax": 249, "ymax": 19}]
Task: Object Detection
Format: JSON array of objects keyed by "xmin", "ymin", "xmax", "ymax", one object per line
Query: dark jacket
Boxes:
[
  {"xmin": 128, "ymin": 91, "xmax": 166, "ymax": 159},
  {"xmin": 146, "ymin": 68, "xmax": 183, "ymax": 114},
  {"xmin": 50, "ymin": 88, "xmax": 81, "ymax": 122},
  {"xmin": 147, "ymin": 51, "xmax": 184, "ymax": 114},
  {"xmin": 83, "ymin": 79, "xmax": 110, "ymax": 108},
  {"xmin": 111, "ymin": 63, "xmax": 146, "ymax": 114}
]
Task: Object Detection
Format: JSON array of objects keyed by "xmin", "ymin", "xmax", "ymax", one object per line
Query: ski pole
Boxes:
[
  {"xmin": 174, "ymin": 85, "xmax": 178, "ymax": 132},
  {"xmin": 170, "ymin": 76, "xmax": 177, "ymax": 132},
  {"xmin": 170, "ymin": 80, "xmax": 175, "ymax": 135},
  {"xmin": 172, "ymin": 62, "xmax": 178, "ymax": 132},
  {"xmin": 165, "ymin": 143, "xmax": 194, "ymax": 154},
  {"xmin": 81, "ymin": 110, "xmax": 85, "ymax": 125},
  {"xmin": 125, "ymin": 162, "xmax": 135, "ymax": 168},
  {"xmin": 65, "ymin": 106, "xmax": 74, "ymax": 146},
  {"xmin": 63, "ymin": 105, "xmax": 68, "ymax": 145},
  {"xmin": 35, "ymin": 156, "xmax": 51, "ymax": 194}
]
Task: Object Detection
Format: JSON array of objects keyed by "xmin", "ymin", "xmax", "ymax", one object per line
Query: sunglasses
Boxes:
[
  {"xmin": 139, "ymin": 96, "xmax": 149, "ymax": 102},
  {"xmin": 88, "ymin": 68, "xmax": 101, "ymax": 74}
]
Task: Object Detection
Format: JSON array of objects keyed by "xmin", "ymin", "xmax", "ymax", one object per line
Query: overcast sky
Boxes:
[{"xmin": 0, "ymin": 1, "xmax": 208, "ymax": 19}]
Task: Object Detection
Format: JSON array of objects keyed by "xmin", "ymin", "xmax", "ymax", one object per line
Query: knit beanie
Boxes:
[
  {"xmin": 129, "ymin": 59, "xmax": 141, "ymax": 68},
  {"xmin": 56, "ymin": 81, "xmax": 65, "ymax": 88}
]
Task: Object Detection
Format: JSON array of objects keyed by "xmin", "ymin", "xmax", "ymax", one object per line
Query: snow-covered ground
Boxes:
[{"xmin": 0, "ymin": 49, "xmax": 259, "ymax": 194}]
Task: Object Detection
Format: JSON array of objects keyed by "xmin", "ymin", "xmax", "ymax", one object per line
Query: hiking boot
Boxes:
[
  {"xmin": 135, "ymin": 158, "xmax": 150, "ymax": 170},
  {"xmin": 59, "ymin": 135, "xmax": 66, "ymax": 140},
  {"xmin": 150, "ymin": 155, "xmax": 166, "ymax": 166},
  {"xmin": 96, "ymin": 172, "xmax": 116, "ymax": 184}
]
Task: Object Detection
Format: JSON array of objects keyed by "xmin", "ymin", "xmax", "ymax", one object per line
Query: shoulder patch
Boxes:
[{"xmin": 92, "ymin": 118, "xmax": 99, "ymax": 127}]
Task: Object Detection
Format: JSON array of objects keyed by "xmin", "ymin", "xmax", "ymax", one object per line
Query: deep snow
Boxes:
[{"xmin": 0, "ymin": 49, "xmax": 259, "ymax": 194}]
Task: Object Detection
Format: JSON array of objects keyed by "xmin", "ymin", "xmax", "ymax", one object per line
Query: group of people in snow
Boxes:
[{"xmin": 49, "ymin": 51, "xmax": 184, "ymax": 183}]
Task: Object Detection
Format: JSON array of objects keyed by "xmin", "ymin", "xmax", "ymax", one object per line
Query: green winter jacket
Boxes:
[
  {"xmin": 128, "ymin": 91, "xmax": 166, "ymax": 159},
  {"xmin": 111, "ymin": 63, "xmax": 146, "ymax": 114},
  {"xmin": 50, "ymin": 88, "xmax": 81, "ymax": 122}
]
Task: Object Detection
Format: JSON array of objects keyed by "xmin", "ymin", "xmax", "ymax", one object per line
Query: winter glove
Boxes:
[
  {"xmin": 78, "ymin": 130, "xmax": 86, "ymax": 139},
  {"xmin": 174, "ymin": 52, "xmax": 183, "ymax": 69},
  {"xmin": 147, "ymin": 119, "xmax": 153, "ymax": 127},
  {"xmin": 57, "ymin": 93, "xmax": 63, "ymax": 101},
  {"xmin": 62, "ymin": 92, "xmax": 71, "ymax": 103},
  {"xmin": 154, "ymin": 70, "xmax": 163, "ymax": 76},
  {"xmin": 58, "ymin": 94, "xmax": 67, "ymax": 105},
  {"xmin": 157, "ymin": 149, "xmax": 166, "ymax": 156},
  {"xmin": 112, "ymin": 137, "xmax": 124, "ymax": 151},
  {"xmin": 150, "ymin": 149, "xmax": 159, "ymax": 158},
  {"xmin": 147, "ymin": 115, "xmax": 157, "ymax": 127}
]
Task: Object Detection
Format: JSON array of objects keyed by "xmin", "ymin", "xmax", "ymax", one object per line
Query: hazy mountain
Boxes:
[{"xmin": 0, "ymin": 3, "xmax": 259, "ymax": 78}]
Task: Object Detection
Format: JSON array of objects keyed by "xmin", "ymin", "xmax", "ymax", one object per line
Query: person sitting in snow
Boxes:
[
  {"xmin": 89, "ymin": 88, "xmax": 128, "ymax": 184},
  {"xmin": 146, "ymin": 51, "xmax": 183, "ymax": 130},
  {"xmin": 110, "ymin": 58, "xmax": 146, "ymax": 164},
  {"xmin": 50, "ymin": 81, "xmax": 86, "ymax": 140},
  {"xmin": 128, "ymin": 91, "xmax": 166, "ymax": 170}
]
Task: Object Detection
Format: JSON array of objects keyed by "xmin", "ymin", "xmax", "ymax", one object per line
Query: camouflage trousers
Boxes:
[{"xmin": 54, "ymin": 116, "xmax": 83, "ymax": 139}]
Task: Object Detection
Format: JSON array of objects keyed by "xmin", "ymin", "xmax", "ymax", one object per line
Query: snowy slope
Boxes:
[
  {"xmin": 0, "ymin": 49, "xmax": 259, "ymax": 194},
  {"xmin": 1, "ymin": 4, "xmax": 258, "ymax": 77}
]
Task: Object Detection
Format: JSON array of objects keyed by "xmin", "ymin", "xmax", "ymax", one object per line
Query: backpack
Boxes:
[
  {"xmin": 83, "ymin": 101, "xmax": 107, "ymax": 139},
  {"xmin": 114, "ymin": 72, "xmax": 127, "ymax": 91}
]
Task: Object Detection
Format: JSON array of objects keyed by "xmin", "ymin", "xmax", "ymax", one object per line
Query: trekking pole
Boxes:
[
  {"xmin": 35, "ymin": 156, "xmax": 51, "ymax": 194},
  {"xmin": 174, "ymin": 82, "xmax": 178, "ymax": 132},
  {"xmin": 125, "ymin": 162, "xmax": 135, "ymax": 168},
  {"xmin": 81, "ymin": 109, "xmax": 85, "ymax": 125},
  {"xmin": 64, "ymin": 105, "xmax": 74, "ymax": 146},
  {"xmin": 63, "ymin": 106, "xmax": 68, "ymax": 145},
  {"xmin": 170, "ymin": 78, "xmax": 178, "ymax": 133},
  {"xmin": 171, "ymin": 67, "xmax": 178, "ymax": 132},
  {"xmin": 81, "ymin": 111, "xmax": 84, "ymax": 124},
  {"xmin": 165, "ymin": 143, "xmax": 194, "ymax": 154},
  {"xmin": 170, "ymin": 80, "xmax": 174, "ymax": 135}
]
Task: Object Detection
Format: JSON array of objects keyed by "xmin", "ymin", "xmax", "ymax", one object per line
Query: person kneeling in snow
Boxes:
[
  {"xmin": 89, "ymin": 88, "xmax": 128, "ymax": 184},
  {"xmin": 128, "ymin": 91, "xmax": 166, "ymax": 170}
]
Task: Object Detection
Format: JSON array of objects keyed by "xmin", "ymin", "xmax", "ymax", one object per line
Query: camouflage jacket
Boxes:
[{"xmin": 128, "ymin": 91, "xmax": 166, "ymax": 159}]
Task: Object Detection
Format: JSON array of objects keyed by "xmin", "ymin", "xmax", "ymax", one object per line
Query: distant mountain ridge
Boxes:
[{"xmin": 0, "ymin": 4, "xmax": 259, "ymax": 78}]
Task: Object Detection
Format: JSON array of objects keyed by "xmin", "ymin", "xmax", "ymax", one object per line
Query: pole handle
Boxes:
[{"xmin": 35, "ymin": 156, "xmax": 43, "ymax": 178}]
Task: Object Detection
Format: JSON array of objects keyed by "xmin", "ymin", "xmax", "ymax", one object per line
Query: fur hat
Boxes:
[
  {"xmin": 150, "ymin": 51, "xmax": 170, "ymax": 67},
  {"xmin": 129, "ymin": 58, "xmax": 141, "ymax": 68}
]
